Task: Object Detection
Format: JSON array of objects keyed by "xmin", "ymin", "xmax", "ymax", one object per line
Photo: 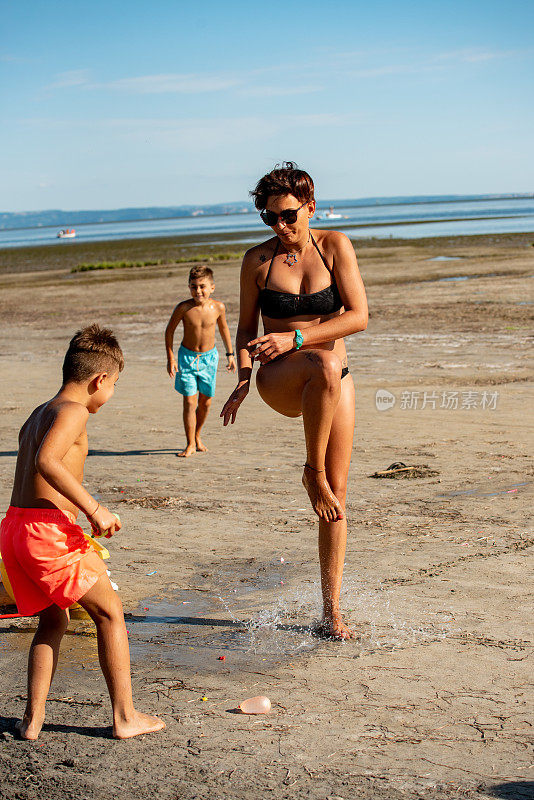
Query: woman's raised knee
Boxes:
[{"xmin": 305, "ymin": 350, "xmax": 342, "ymax": 388}]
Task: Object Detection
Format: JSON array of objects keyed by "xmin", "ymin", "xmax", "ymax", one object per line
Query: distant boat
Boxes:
[
  {"xmin": 57, "ymin": 228, "xmax": 76, "ymax": 239},
  {"xmin": 317, "ymin": 206, "xmax": 342, "ymax": 221}
]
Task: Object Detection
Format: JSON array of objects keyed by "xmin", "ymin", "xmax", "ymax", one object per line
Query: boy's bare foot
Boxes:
[
  {"xmin": 313, "ymin": 614, "xmax": 356, "ymax": 641},
  {"xmin": 195, "ymin": 438, "xmax": 208, "ymax": 452},
  {"xmin": 177, "ymin": 444, "xmax": 196, "ymax": 458},
  {"xmin": 302, "ymin": 464, "xmax": 344, "ymax": 521},
  {"xmin": 113, "ymin": 711, "xmax": 165, "ymax": 740},
  {"xmin": 15, "ymin": 715, "xmax": 44, "ymax": 741}
]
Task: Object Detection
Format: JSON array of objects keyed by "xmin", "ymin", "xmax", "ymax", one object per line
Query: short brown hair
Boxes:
[
  {"xmin": 189, "ymin": 265, "xmax": 214, "ymax": 283},
  {"xmin": 62, "ymin": 324, "xmax": 124, "ymax": 384},
  {"xmin": 250, "ymin": 161, "xmax": 315, "ymax": 210}
]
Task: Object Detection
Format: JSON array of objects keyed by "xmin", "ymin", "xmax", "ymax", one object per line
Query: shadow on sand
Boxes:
[
  {"xmin": 486, "ymin": 783, "xmax": 534, "ymax": 800},
  {"xmin": 88, "ymin": 448, "xmax": 177, "ymax": 457},
  {"xmin": 0, "ymin": 715, "xmax": 111, "ymax": 740},
  {"xmin": 125, "ymin": 613, "xmax": 313, "ymax": 634},
  {"xmin": 0, "ymin": 449, "xmax": 178, "ymax": 458}
]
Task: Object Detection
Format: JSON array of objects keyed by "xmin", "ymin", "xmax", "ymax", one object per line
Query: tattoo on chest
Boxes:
[{"xmin": 259, "ymin": 254, "xmax": 267, "ymax": 263}]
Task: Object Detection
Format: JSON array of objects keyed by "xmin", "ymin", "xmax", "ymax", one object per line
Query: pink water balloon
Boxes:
[{"xmin": 238, "ymin": 695, "xmax": 271, "ymax": 714}]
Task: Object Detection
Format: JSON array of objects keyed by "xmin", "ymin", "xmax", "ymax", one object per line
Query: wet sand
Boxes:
[{"xmin": 0, "ymin": 232, "xmax": 533, "ymax": 800}]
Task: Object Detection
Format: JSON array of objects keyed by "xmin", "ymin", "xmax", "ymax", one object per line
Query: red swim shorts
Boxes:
[{"xmin": 0, "ymin": 506, "xmax": 107, "ymax": 616}]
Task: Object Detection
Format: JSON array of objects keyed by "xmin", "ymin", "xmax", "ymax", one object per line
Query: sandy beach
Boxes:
[{"xmin": 0, "ymin": 232, "xmax": 532, "ymax": 800}]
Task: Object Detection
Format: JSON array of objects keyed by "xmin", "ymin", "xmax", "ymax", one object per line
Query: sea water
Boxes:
[{"xmin": 1, "ymin": 194, "xmax": 533, "ymax": 249}]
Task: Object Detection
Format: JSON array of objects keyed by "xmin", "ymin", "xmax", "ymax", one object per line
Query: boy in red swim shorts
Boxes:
[{"xmin": 0, "ymin": 324, "xmax": 164, "ymax": 741}]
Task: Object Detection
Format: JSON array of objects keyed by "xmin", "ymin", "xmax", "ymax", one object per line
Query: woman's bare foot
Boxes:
[
  {"xmin": 314, "ymin": 613, "xmax": 356, "ymax": 641},
  {"xmin": 195, "ymin": 437, "xmax": 208, "ymax": 452},
  {"xmin": 15, "ymin": 715, "xmax": 44, "ymax": 741},
  {"xmin": 177, "ymin": 444, "xmax": 196, "ymax": 458},
  {"xmin": 113, "ymin": 711, "xmax": 165, "ymax": 740},
  {"xmin": 302, "ymin": 465, "xmax": 344, "ymax": 521}
]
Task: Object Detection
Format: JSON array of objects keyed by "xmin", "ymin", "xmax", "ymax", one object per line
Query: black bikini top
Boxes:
[{"xmin": 258, "ymin": 234, "xmax": 343, "ymax": 320}]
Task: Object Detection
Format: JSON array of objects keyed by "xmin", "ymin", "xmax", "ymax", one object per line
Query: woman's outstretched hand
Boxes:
[
  {"xmin": 221, "ymin": 381, "xmax": 249, "ymax": 425},
  {"xmin": 247, "ymin": 332, "xmax": 295, "ymax": 364}
]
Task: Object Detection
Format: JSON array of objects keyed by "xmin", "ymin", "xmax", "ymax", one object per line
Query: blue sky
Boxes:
[{"xmin": 1, "ymin": 0, "xmax": 533, "ymax": 211}]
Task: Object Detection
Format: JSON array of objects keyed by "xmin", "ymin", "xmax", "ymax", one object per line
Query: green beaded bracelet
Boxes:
[{"xmin": 294, "ymin": 329, "xmax": 304, "ymax": 350}]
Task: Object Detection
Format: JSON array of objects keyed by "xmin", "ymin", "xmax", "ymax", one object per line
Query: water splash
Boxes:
[
  {"xmin": 339, "ymin": 576, "xmax": 453, "ymax": 651},
  {"xmin": 126, "ymin": 562, "xmax": 453, "ymax": 671}
]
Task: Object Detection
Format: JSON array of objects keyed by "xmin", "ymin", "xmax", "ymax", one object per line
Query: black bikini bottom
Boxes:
[{"xmin": 341, "ymin": 366, "xmax": 349, "ymax": 379}]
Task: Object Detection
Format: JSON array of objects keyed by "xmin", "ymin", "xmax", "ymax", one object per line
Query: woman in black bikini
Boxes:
[{"xmin": 221, "ymin": 163, "xmax": 368, "ymax": 639}]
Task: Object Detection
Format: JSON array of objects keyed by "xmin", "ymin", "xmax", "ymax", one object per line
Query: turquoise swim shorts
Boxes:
[{"xmin": 174, "ymin": 345, "xmax": 219, "ymax": 398}]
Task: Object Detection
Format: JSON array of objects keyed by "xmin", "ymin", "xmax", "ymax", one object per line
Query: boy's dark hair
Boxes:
[
  {"xmin": 62, "ymin": 324, "xmax": 124, "ymax": 384},
  {"xmin": 189, "ymin": 265, "xmax": 214, "ymax": 283},
  {"xmin": 250, "ymin": 161, "xmax": 315, "ymax": 210}
]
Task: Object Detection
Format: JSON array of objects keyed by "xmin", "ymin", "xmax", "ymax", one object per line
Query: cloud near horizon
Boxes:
[
  {"xmin": 47, "ymin": 70, "xmax": 242, "ymax": 94},
  {"xmin": 106, "ymin": 111, "xmax": 359, "ymax": 147},
  {"xmin": 45, "ymin": 45, "xmax": 530, "ymax": 98},
  {"xmin": 46, "ymin": 67, "xmax": 325, "ymax": 98},
  {"xmin": 18, "ymin": 111, "xmax": 361, "ymax": 153}
]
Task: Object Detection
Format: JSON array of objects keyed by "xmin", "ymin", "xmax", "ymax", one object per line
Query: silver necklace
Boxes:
[{"xmin": 282, "ymin": 234, "xmax": 310, "ymax": 266}]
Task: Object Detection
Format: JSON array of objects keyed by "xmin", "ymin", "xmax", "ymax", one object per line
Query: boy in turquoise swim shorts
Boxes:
[{"xmin": 165, "ymin": 265, "xmax": 236, "ymax": 457}]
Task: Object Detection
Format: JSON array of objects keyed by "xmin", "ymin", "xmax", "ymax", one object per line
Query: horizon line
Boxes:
[{"xmin": 2, "ymin": 191, "xmax": 534, "ymax": 218}]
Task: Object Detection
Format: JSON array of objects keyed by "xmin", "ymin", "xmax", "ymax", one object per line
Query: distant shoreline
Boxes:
[
  {"xmin": 1, "ymin": 230, "xmax": 532, "ymax": 277},
  {"xmin": 1, "ymin": 192, "xmax": 533, "ymax": 233},
  {"xmin": 2, "ymin": 211, "xmax": 532, "ymax": 240}
]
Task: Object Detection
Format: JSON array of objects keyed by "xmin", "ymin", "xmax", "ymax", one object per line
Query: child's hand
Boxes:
[
  {"xmin": 88, "ymin": 505, "xmax": 121, "ymax": 538},
  {"xmin": 167, "ymin": 356, "xmax": 178, "ymax": 378},
  {"xmin": 226, "ymin": 355, "xmax": 236, "ymax": 373}
]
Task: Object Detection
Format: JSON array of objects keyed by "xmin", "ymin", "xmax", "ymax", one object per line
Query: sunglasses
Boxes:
[{"xmin": 260, "ymin": 202, "xmax": 307, "ymax": 227}]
